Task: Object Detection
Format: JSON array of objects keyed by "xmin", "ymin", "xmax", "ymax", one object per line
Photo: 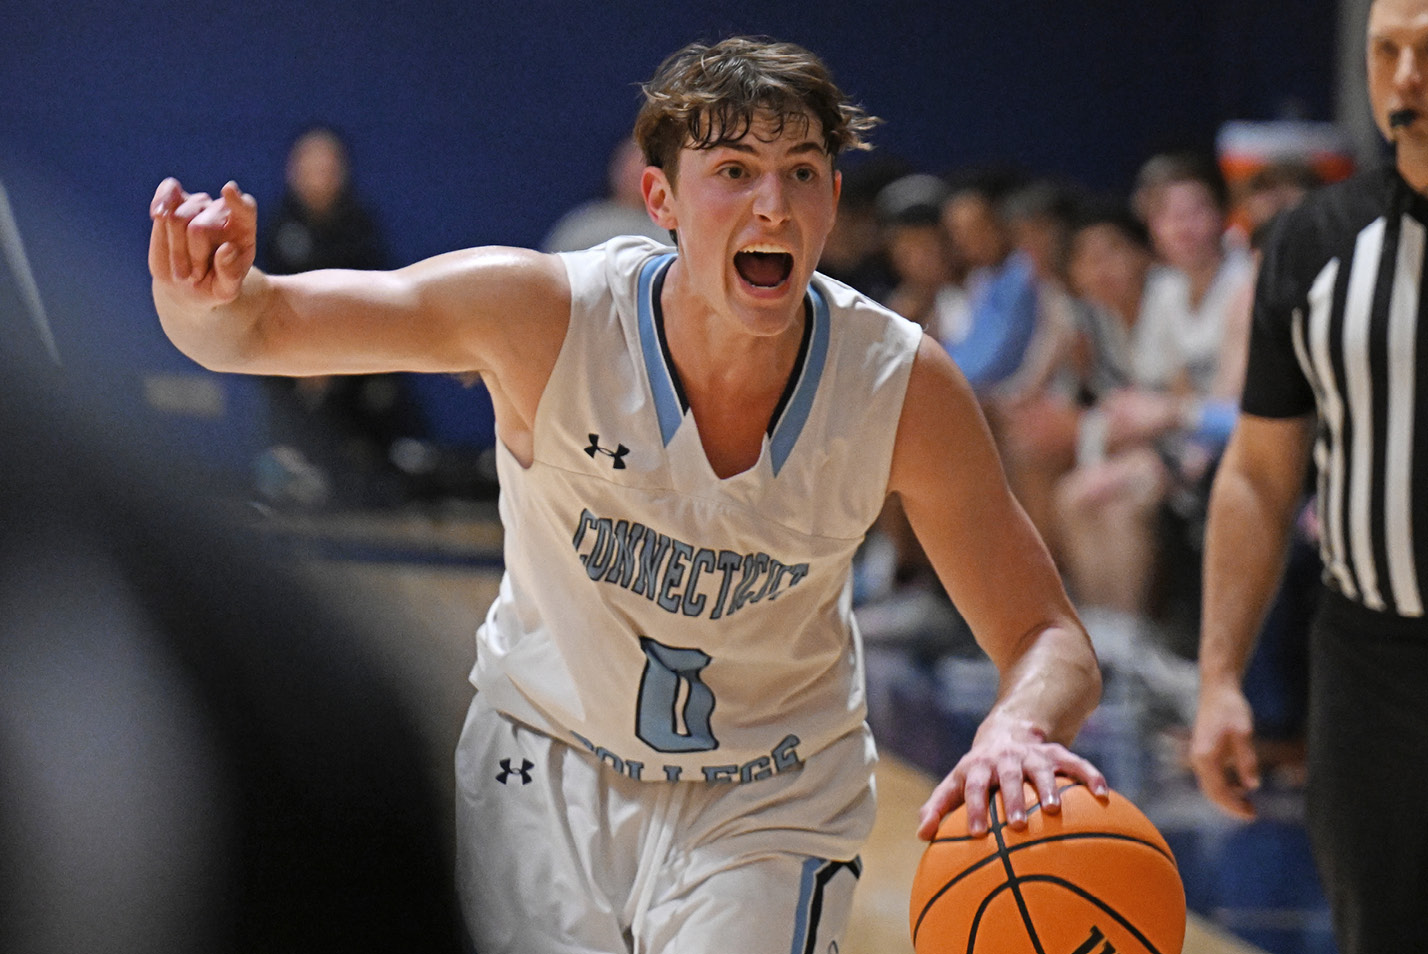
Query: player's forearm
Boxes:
[
  {"xmin": 154, "ymin": 268, "xmax": 276, "ymax": 373},
  {"xmin": 982, "ymin": 617, "xmax": 1102, "ymax": 747}
]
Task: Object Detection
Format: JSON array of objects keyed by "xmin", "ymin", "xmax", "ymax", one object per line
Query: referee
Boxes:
[{"xmin": 1191, "ymin": 1, "xmax": 1428, "ymax": 951}]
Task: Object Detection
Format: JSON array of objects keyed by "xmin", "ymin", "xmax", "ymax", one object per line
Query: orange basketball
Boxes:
[{"xmin": 910, "ymin": 780, "xmax": 1185, "ymax": 954}]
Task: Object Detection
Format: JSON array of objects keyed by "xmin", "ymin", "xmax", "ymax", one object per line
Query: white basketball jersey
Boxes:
[{"xmin": 472, "ymin": 236, "xmax": 922, "ymax": 784}]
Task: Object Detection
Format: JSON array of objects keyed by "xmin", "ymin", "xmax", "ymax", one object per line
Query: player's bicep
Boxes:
[{"xmin": 260, "ymin": 246, "xmax": 568, "ymax": 378}]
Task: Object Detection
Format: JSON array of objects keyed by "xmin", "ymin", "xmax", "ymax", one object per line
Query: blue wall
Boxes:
[{"xmin": 0, "ymin": 1, "xmax": 1337, "ymax": 477}]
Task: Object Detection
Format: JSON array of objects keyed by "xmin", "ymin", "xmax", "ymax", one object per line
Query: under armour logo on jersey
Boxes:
[
  {"xmin": 496, "ymin": 758, "xmax": 534, "ymax": 785},
  {"xmin": 585, "ymin": 434, "xmax": 629, "ymax": 469}
]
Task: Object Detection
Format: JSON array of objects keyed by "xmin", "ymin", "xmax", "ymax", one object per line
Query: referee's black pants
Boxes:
[{"xmin": 1306, "ymin": 589, "xmax": 1428, "ymax": 954}]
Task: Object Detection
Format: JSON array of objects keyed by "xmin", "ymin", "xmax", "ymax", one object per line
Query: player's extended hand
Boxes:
[
  {"xmin": 917, "ymin": 719, "xmax": 1108, "ymax": 840},
  {"xmin": 1188, "ymin": 680, "xmax": 1259, "ymax": 821},
  {"xmin": 149, "ymin": 178, "xmax": 257, "ymax": 306}
]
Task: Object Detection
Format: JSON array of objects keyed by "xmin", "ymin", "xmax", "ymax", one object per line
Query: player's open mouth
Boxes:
[{"xmin": 734, "ymin": 246, "xmax": 794, "ymax": 288}]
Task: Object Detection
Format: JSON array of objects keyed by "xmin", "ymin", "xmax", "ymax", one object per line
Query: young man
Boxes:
[
  {"xmin": 151, "ymin": 37, "xmax": 1104, "ymax": 954},
  {"xmin": 1191, "ymin": 2, "xmax": 1428, "ymax": 951}
]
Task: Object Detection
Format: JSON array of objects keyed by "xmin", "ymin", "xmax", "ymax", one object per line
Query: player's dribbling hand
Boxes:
[
  {"xmin": 149, "ymin": 178, "xmax": 257, "ymax": 306},
  {"xmin": 917, "ymin": 719, "xmax": 1108, "ymax": 841},
  {"xmin": 1188, "ymin": 681, "xmax": 1259, "ymax": 821}
]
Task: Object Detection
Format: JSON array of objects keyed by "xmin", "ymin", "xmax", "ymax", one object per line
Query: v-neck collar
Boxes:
[{"xmin": 636, "ymin": 253, "xmax": 830, "ymax": 476}]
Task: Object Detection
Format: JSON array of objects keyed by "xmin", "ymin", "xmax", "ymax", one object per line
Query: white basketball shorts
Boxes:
[{"xmin": 455, "ymin": 692, "xmax": 878, "ymax": 954}]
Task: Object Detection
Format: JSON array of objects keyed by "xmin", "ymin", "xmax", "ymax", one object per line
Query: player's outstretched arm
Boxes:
[
  {"xmin": 1190, "ymin": 412, "xmax": 1314, "ymax": 820},
  {"xmin": 889, "ymin": 338, "xmax": 1106, "ymax": 840},
  {"xmin": 148, "ymin": 178, "xmax": 570, "ymax": 386}
]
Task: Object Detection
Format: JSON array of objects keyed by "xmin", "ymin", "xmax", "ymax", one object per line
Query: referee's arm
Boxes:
[{"xmin": 1190, "ymin": 411, "xmax": 1315, "ymax": 819}]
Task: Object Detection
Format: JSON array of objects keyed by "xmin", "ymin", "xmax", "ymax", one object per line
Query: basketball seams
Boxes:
[
  {"xmin": 988, "ymin": 791, "xmax": 1050, "ymax": 954},
  {"xmin": 913, "ymin": 782, "xmax": 1182, "ymax": 952},
  {"xmin": 1010, "ymin": 874, "xmax": 1171, "ymax": 954},
  {"xmin": 1003, "ymin": 829, "xmax": 1179, "ymax": 866},
  {"xmin": 910, "ymin": 848, "xmax": 1009, "ymax": 943},
  {"xmin": 915, "ymin": 833, "xmax": 1178, "ymax": 934},
  {"xmin": 913, "ymin": 782, "xmax": 1067, "ymax": 948}
]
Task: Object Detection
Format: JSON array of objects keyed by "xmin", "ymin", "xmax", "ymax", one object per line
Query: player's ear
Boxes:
[{"xmin": 642, "ymin": 166, "xmax": 678, "ymax": 231}]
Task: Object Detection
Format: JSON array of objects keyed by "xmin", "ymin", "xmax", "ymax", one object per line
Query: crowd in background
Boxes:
[{"xmin": 834, "ymin": 147, "xmax": 1328, "ymax": 765}]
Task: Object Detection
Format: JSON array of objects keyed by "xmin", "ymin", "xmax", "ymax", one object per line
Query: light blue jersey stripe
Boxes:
[
  {"xmin": 770, "ymin": 282, "xmax": 830, "ymax": 476},
  {"xmin": 636, "ymin": 253, "xmax": 682, "ymax": 446}
]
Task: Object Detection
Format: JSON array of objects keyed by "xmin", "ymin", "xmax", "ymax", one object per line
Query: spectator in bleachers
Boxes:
[
  {"xmin": 1064, "ymin": 198, "xmax": 1159, "ymax": 395},
  {"xmin": 876, "ymin": 172, "xmax": 967, "ymax": 340},
  {"xmin": 938, "ymin": 168, "xmax": 1034, "ymax": 390},
  {"xmin": 1052, "ymin": 151, "xmax": 1253, "ymax": 710},
  {"xmin": 979, "ymin": 179, "xmax": 1097, "ymax": 557},
  {"xmin": 263, "ymin": 125, "xmax": 385, "ymax": 274}
]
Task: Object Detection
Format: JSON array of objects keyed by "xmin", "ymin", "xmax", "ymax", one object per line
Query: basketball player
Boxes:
[
  {"xmin": 1191, "ymin": 2, "xmax": 1428, "ymax": 951},
  {"xmin": 150, "ymin": 37, "xmax": 1105, "ymax": 954}
]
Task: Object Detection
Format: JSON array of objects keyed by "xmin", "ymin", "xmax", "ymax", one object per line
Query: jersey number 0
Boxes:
[{"xmin": 635, "ymin": 636, "xmax": 718, "ymax": 752}]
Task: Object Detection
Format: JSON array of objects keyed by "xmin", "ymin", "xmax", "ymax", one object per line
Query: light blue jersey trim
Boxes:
[
  {"xmin": 637, "ymin": 256, "xmax": 828, "ymax": 472},
  {"xmin": 769, "ymin": 281, "xmax": 830, "ymax": 476},
  {"xmin": 636, "ymin": 253, "xmax": 682, "ymax": 446},
  {"xmin": 789, "ymin": 856, "xmax": 822, "ymax": 954}
]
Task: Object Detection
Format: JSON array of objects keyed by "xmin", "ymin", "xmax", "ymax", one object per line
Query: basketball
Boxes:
[{"xmin": 910, "ymin": 780, "xmax": 1185, "ymax": 954}]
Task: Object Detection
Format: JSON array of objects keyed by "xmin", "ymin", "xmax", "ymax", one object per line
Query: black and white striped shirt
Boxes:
[{"xmin": 1244, "ymin": 164, "xmax": 1428, "ymax": 618}]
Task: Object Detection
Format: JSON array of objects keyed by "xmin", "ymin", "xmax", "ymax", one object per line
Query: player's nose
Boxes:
[{"xmin": 752, "ymin": 174, "xmax": 790, "ymax": 224}]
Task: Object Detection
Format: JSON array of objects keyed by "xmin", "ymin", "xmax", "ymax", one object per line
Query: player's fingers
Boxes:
[
  {"xmin": 165, "ymin": 191, "xmax": 211, "ymax": 281},
  {"xmin": 917, "ymin": 771, "xmax": 964, "ymax": 841},
  {"xmin": 960, "ymin": 766, "xmax": 993, "ymax": 837},
  {"xmin": 187, "ymin": 198, "xmax": 234, "ymax": 284},
  {"xmin": 210, "ymin": 242, "xmax": 246, "ymax": 302},
  {"xmin": 998, "ymin": 759, "xmax": 1029, "ymax": 829},
  {"xmin": 1029, "ymin": 764, "xmax": 1063, "ymax": 815},
  {"xmin": 149, "ymin": 179, "xmax": 183, "ymax": 280},
  {"xmin": 150, "ymin": 177, "xmax": 185, "ymax": 219},
  {"xmin": 1049, "ymin": 746, "xmax": 1110, "ymax": 799},
  {"xmin": 221, "ymin": 181, "xmax": 257, "ymax": 234},
  {"xmin": 148, "ymin": 215, "xmax": 171, "ymax": 280}
]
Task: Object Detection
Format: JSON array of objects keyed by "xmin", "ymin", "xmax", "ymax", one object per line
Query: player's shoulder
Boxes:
[
  {"xmin": 555, "ymin": 235, "xmax": 671, "ymax": 283},
  {"xmin": 810, "ymin": 269, "xmax": 923, "ymax": 353},
  {"xmin": 547, "ymin": 235, "xmax": 671, "ymax": 316}
]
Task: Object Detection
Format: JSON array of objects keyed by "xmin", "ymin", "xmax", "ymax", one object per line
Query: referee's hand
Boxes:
[{"xmin": 1189, "ymin": 681, "xmax": 1260, "ymax": 820}]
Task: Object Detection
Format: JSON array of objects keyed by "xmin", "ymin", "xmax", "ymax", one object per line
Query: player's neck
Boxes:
[
  {"xmin": 665, "ymin": 306, "xmax": 803, "ymax": 402},
  {"xmin": 659, "ymin": 265, "xmax": 806, "ymax": 394}
]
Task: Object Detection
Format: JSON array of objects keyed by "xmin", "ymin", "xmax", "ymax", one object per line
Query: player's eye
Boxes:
[{"xmin": 792, "ymin": 166, "xmax": 817, "ymax": 183}]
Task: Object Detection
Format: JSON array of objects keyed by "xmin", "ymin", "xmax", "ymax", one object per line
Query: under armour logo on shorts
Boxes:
[
  {"xmin": 496, "ymin": 758, "xmax": 534, "ymax": 785},
  {"xmin": 585, "ymin": 434, "xmax": 629, "ymax": 469}
]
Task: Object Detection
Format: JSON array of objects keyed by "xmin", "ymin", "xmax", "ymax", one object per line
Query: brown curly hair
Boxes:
[{"xmin": 634, "ymin": 37, "xmax": 880, "ymax": 182}]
